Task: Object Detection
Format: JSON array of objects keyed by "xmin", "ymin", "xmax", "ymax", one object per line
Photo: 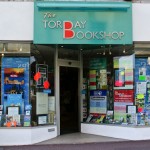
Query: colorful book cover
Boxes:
[
  {"xmin": 96, "ymin": 115, "xmax": 105, "ymax": 123},
  {"xmin": 114, "ymin": 68, "xmax": 125, "ymax": 87},
  {"xmin": 89, "ymin": 70, "xmax": 96, "ymax": 90},
  {"xmin": 13, "ymin": 115, "xmax": 20, "ymax": 125},
  {"xmin": 0, "ymin": 105, "xmax": 3, "ymax": 110},
  {"xmin": 4, "ymin": 68, "xmax": 24, "ymax": 95},
  {"xmin": 24, "ymin": 115, "xmax": 31, "ymax": 127},
  {"xmin": 86, "ymin": 114, "xmax": 93, "ymax": 122}
]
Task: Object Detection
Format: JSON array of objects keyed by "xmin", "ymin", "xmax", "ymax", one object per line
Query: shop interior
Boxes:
[{"xmin": 59, "ymin": 66, "xmax": 79, "ymax": 134}]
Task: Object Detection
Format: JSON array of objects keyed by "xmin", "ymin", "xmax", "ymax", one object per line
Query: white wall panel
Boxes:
[
  {"xmin": 0, "ymin": 126, "xmax": 57, "ymax": 146},
  {"xmin": 0, "ymin": 2, "xmax": 33, "ymax": 41},
  {"xmin": 81, "ymin": 123, "xmax": 150, "ymax": 140},
  {"xmin": 133, "ymin": 4, "xmax": 150, "ymax": 42}
]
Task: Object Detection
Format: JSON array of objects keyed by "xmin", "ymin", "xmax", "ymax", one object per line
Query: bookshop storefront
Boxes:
[
  {"xmin": 34, "ymin": 0, "xmax": 135, "ymax": 139},
  {"xmin": 3, "ymin": 0, "xmax": 149, "ymax": 146},
  {"xmin": 1, "ymin": 1, "xmax": 150, "ymax": 146}
]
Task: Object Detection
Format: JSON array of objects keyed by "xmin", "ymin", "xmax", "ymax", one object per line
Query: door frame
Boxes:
[{"xmin": 54, "ymin": 45, "xmax": 83, "ymax": 135}]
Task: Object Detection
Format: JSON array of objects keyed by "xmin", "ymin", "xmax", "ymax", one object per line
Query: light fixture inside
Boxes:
[
  {"xmin": 3, "ymin": 45, "xmax": 6, "ymax": 52},
  {"xmin": 109, "ymin": 45, "xmax": 111, "ymax": 55},
  {"xmin": 109, "ymin": 50, "xmax": 112, "ymax": 55},
  {"xmin": 97, "ymin": 52, "xmax": 101, "ymax": 55},
  {"xmin": 103, "ymin": 50, "xmax": 105, "ymax": 55},
  {"xmin": 123, "ymin": 48, "xmax": 126, "ymax": 53},
  {"xmin": 20, "ymin": 46, "xmax": 22, "ymax": 51},
  {"xmin": 123, "ymin": 45, "xmax": 126, "ymax": 53}
]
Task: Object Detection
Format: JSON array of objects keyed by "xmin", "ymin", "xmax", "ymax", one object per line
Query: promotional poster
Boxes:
[
  {"xmin": 114, "ymin": 90, "xmax": 134, "ymax": 121},
  {"xmin": 113, "ymin": 55, "xmax": 134, "ymax": 90},
  {"xmin": 135, "ymin": 58, "xmax": 150, "ymax": 111},
  {"xmin": 1, "ymin": 57, "xmax": 29, "ymax": 114},
  {"xmin": 90, "ymin": 90, "xmax": 107, "ymax": 114}
]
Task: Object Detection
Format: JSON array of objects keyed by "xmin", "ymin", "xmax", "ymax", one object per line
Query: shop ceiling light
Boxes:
[
  {"xmin": 109, "ymin": 50, "xmax": 112, "ymax": 55},
  {"xmin": 97, "ymin": 52, "xmax": 101, "ymax": 55},
  {"xmin": 20, "ymin": 46, "xmax": 22, "ymax": 51},
  {"xmin": 103, "ymin": 50, "xmax": 105, "ymax": 55},
  {"xmin": 123, "ymin": 45, "xmax": 126, "ymax": 53},
  {"xmin": 109, "ymin": 45, "xmax": 112, "ymax": 55},
  {"xmin": 123, "ymin": 48, "xmax": 126, "ymax": 53},
  {"xmin": 3, "ymin": 45, "xmax": 6, "ymax": 52}
]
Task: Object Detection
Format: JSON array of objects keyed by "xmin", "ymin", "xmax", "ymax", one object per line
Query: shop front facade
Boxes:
[
  {"xmin": 0, "ymin": 0, "xmax": 150, "ymax": 145},
  {"xmin": 34, "ymin": 0, "xmax": 133, "ymax": 137}
]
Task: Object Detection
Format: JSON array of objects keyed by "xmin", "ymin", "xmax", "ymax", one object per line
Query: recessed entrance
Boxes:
[{"xmin": 60, "ymin": 66, "xmax": 79, "ymax": 135}]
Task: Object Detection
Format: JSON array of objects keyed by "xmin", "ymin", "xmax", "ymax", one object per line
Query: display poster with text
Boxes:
[
  {"xmin": 1, "ymin": 57, "xmax": 29, "ymax": 114},
  {"xmin": 90, "ymin": 90, "xmax": 107, "ymax": 114},
  {"xmin": 114, "ymin": 90, "xmax": 134, "ymax": 121},
  {"xmin": 113, "ymin": 55, "xmax": 134, "ymax": 89},
  {"xmin": 135, "ymin": 58, "xmax": 150, "ymax": 111}
]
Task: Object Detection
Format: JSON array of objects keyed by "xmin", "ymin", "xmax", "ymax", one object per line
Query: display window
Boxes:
[
  {"xmin": 2, "ymin": 42, "xmax": 150, "ymax": 129},
  {"xmin": 30, "ymin": 44, "xmax": 55, "ymax": 126},
  {"xmin": 0, "ymin": 43, "xmax": 31, "ymax": 127},
  {"xmin": 0, "ymin": 43, "xmax": 55, "ymax": 127},
  {"xmin": 82, "ymin": 45, "xmax": 150, "ymax": 126}
]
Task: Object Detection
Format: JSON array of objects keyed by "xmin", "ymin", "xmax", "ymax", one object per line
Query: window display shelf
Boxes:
[
  {"xmin": 81, "ymin": 122, "xmax": 150, "ymax": 140},
  {"xmin": 0, "ymin": 125, "xmax": 57, "ymax": 146}
]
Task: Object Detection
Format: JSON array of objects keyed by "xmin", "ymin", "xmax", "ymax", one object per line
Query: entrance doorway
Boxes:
[{"xmin": 60, "ymin": 66, "xmax": 79, "ymax": 134}]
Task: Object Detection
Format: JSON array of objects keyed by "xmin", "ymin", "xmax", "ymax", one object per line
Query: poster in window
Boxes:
[
  {"xmin": 2, "ymin": 57, "xmax": 30, "ymax": 114},
  {"xmin": 36, "ymin": 64, "xmax": 48, "ymax": 88},
  {"xmin": 38, "ymin": 115, "xmax": 47, "ymax": 125},
  {"xmin": 114, "ymin": 90, "xmax": 134, "ymax": 121},
  {"xmin": 7, "ymin": 106, "xmax": 20, "ymax": 116},
  {"xmin": 114, "ymin": 68, "xmax": 125, "ymax": 87},
  {"xmin": 4, "ymin": 68, "xmax": 24, "ymax": 95},
  {"xmin": 90, "ymin": 90, "xmax": 107, "ymax": 114}
]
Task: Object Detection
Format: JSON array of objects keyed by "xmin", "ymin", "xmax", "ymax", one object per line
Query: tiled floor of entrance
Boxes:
[{"xmin": 36, "ymin": 132, "xmax": 128, "ymax": 145}]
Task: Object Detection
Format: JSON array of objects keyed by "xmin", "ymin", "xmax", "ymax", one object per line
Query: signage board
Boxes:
[{"xmin": 34, "ymin": 1, "xmax": 132, "ymax": 44}]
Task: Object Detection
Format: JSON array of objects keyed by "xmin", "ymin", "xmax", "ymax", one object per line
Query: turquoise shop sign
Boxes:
[{"xmin": 34, "ymin": 1, "xmax": 132, "ymax": 44}]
